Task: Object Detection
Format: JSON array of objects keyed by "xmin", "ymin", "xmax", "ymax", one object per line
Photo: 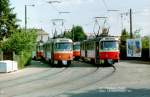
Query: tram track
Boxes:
[
  {"xmin": 17, "ymin": 67, "xmax": 115, "ymax": 97},
  {"xmin": 5, "ymin": 65, "xmax": 99, "ymax": 97},
  {"xmin": 47, "ymin": 67, "xmax": 116, "ymax": 97},
  {"xmin": 50, "ymin": 67, "xmax": 116, "ymax": 97},
  {"xmin": 0, "ymin": 67, "xmax": 68, "ymax": 89},
  {"xmin": 1, "ymin": 61, "xmax": 116, "ymax": 97}
]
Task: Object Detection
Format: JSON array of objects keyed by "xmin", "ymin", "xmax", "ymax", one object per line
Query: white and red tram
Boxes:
[
  {"xmin": 80, "ymin": 36, "xmax": 120, "ymax": 65},
  {"xmin": 73, "ymin": 42, "xmax": 80, "ymax": 60},
  {"xmin": 43, "ymin": 38, "xmax": 73, "ymax": 67}
]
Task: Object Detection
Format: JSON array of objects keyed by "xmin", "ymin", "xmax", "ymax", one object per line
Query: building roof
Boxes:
[{"xmin": 36, "ymin": 29, "xmax": 49, "ymax": 35}]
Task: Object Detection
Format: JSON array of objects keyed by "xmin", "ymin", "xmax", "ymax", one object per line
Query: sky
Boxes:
[{"xmin": 10, "ymin": 0, "xmax": 150, "ymax": 37}]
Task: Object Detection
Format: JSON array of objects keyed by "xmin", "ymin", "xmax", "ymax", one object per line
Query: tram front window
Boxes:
[
  {"xmin": 73, "ymin": 44, "xmax": 80, "ymax": 50},
  {"xmin": 55, "ymin": 43, "xmax": 72, "ymax": 51},
  {"xmin": 101, "ymin": 41, "xmax": 118, "ymax": 50}
]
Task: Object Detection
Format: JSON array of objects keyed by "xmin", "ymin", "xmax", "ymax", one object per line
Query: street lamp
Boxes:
[
  {"xmin": 47, "ymin": 1, "xmax": 61, "ymax": 4},
  {"xmin": 58, "ymin": 11, "xmax": 71, "ymax": 14},
  {"xmin": 25, "ymin": 4, "xmax": 35, "ymax": 32}
]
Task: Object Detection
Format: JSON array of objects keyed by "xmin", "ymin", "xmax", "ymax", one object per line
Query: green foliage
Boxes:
[
  {"xmin": 2, "ymin": 29, "xmax": 37, "ymax": 54},
  {"xmin": 71, "ymin": 26, "xmax": 87, "ymax": 41},
  {"xmin": 119, "ymin": 29, "xmax": 130, "ymax": 59},
  {"xmin": 64, "ymin": 25, "xmax": 87, "ymax": 41},
  {"xmin": 63, "ymin": 30, "xmax": 72, "ymax": 39},
  {"xmin": 1, "ymin": 29, "xmax": 37, "ymax": 69},
  {"xmin": 142, "ymin": 36, "xmax": 149, "ymax": 48},
  {"xmin": 120, "ymin": 29, "xmax": 130, "ymax": 47},
  {"xmin": 0, "ymin": 0, "xmax": 37, "ymax": 69},
  {"xmin": 14, "ymin": 51, "xmax": 32, "ymax": 69},
  {"xmin": 0, "ymin": 0, "xmax": 18, "ymax": 40}
]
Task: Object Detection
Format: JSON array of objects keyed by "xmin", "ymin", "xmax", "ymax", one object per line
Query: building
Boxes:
[{"xmin": 36, "ymin": 29, "xmax": 49, "ymax": 43}]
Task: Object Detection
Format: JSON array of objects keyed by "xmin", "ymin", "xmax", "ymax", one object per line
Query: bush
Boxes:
[
  {"xmin": 13, "ymin": 51, "xmax": 32, "ymax": 69},
  {"xmin": 1, "ymin": 29, "xmax": 37, "ymax": 69}
]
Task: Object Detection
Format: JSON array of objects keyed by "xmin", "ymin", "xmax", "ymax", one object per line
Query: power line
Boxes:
[
  {"xmin": 50, "ymin": 3, "xmax": 60, "ymax": 12},
  {"xmin": 101, "ymin": 0, "xmax": 108, "ymax": 10}
]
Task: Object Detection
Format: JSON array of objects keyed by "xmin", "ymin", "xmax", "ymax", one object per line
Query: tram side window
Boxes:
[
  {"xmin": 85, "ymin": 42, "xmax": 88, "ymax": 50},
  {"xmin": 37, "ymin": 45, "xmax": 41, "ymax": 51},
  {"xmin": 82, "ymin": 42, "xmax": 85, "ymax": 50},
  {"xmin": 87, "ymin": 42, "xmax": 89, "ymax": 50},
  {"xmin": 90, "ymin": 41, "xmax": 95, "ymax": 50},
  {"xmin": 82, "ymin": 43, "xmax": 84, "ymax": 50},
  {"xmin": 88, "ymin": 42, "xmax": 91, "ymax": 50},
  {"xmin": 80, "ymin": 43, "xmax": 82, "ymax": 50}
]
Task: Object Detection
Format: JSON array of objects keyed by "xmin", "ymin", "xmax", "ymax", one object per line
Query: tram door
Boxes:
[
  {"xmin": 95, "ymin": 41, "xmax": 99, "ymax": 64},
  {"xmin": 85, "ymin": 42, "xmax": 87, "ymax": 58},
  {"xmin": 51, "ymin": 43, "xmax": 54, "ymax": 64}
]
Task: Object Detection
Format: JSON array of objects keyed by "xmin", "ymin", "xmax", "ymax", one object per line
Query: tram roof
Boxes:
[
  {"xmin": 73, "ymin": 42, "xmax": 80, "ymax": 45},
  {"xmin": 81, "ymin": 36, "xmax": 119, "ymax": 43},
  {"xmin": 45, "ymin": 38, "xmax": 73, "ymax": 43}
]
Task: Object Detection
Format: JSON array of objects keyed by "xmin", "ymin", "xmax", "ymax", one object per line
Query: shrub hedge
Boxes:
[{"xmin": 1, "ymin": 30, "xmax": 37, "ymax": 69}]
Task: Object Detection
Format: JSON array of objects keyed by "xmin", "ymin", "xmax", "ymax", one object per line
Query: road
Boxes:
[{"xmin": 0, "ymin": 60, "xmax": 150, "ymax": 97}]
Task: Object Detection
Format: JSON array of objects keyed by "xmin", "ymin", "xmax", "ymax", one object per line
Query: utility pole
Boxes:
[
  {"xmin": 130, "ymin": 8, "xmax": 133, "ymax": 38},
  {"xmin": 25, "ymin": 5, "xmax": 27, "ymax": 32},
  {"xmin": 24, "ymin": 4, "xmax": 35, "ymax": 32},
  {"xmin": 72, "ymin": 25, "xmax": 74, "ymax": 41},
  {"xmin": 120, "ymin": 13, "xmax": 124, "ymax": 30}
]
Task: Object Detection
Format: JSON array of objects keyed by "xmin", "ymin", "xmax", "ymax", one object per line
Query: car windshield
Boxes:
[
  {"xmin": 73, "ymin": 44, "xmax": 80, "ymax": 50},
  {"xmin": 100, "ymin": 41, "xmax": 118, "ymax": 50},
  {"xmin": 54, "ymin": 43, "xmax": 72, "ymax": 51}
]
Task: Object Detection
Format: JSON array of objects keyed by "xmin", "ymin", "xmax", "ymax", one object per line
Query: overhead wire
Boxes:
[{"xmin": 102, "ymin": 0, "xmax": 108, "ymax": 10}]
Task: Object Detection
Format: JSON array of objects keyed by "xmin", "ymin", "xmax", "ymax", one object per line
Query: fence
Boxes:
[
  {"xmin": 120, "ymin": 47, "xmax": 150, "ymax": 61},
  {"xmin": 0, "ymin": 51, "xmax": 32, "ymax": 69}
]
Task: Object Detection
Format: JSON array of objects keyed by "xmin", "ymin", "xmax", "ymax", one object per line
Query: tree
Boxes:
[
  {"xmin": 119, "ymin": 29, "xmax": 130, "ymax": 59},
  {"xmin": 63, "ymin": 30, "xmax": 72, "ymax": 39},
  {"xmin": 120, "ymin": 29, "xmax": 130, "ymax": 47},
  {"xmin": 64, "ymin": 25, "xmax": 87, "ymax": 41},
  {"xmin": 1, "ymin": 29, "xmax": 37, "ymax": 68},
  {"xmin": 142, "ymin": 36, "xmax": 149, "ymax": 48},
  {"xmin": 0, "ymin": 0, "xmax": 18, "ymax": 40},
  {"xmin": 71, "ymin": 25, "xmax": 86, "ymax": 41},
  {"xmin": 2, "ymin": 29, "xmax": 37, "ymax": 54}
]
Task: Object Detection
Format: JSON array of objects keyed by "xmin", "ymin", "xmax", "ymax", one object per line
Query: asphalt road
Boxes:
[{"xmin": 0, "ymin": 60, "xmax": 150, "ymax": 97}]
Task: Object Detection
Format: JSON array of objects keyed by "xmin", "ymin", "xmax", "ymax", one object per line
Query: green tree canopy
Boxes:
[
  {"xmin": 120, "ymin": 29, "xmax": 130, "ymax": 47},
  {"xmin": 0, "ymin": 0, "xmax": 18, "ymax": 40},
  {"xmin": 142, "ymin": 36, "xmax": 149, "ymax": 48},
  {"xmin": 64, "ymin": 25, "xmax": 87, "ymax": 41},
  {"xmin": 1, "ymin": 29, "xmax": 37, "ymax": 54}
]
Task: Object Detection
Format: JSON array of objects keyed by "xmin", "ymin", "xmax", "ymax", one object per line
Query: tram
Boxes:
[
  {"xmin": 80, "ymin": 36, "xmax": 120, "ymax": 65},
  {"xmin": 73, "ymin": 42, "xmax": 80, "ymax": 60},
  {"xmin": 43, "ymin": 38, "xmax": 73, "ymax": 66},
  {"xmin": 32, "ymin": 42, "xmax": 44, "ymax": 60}
]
